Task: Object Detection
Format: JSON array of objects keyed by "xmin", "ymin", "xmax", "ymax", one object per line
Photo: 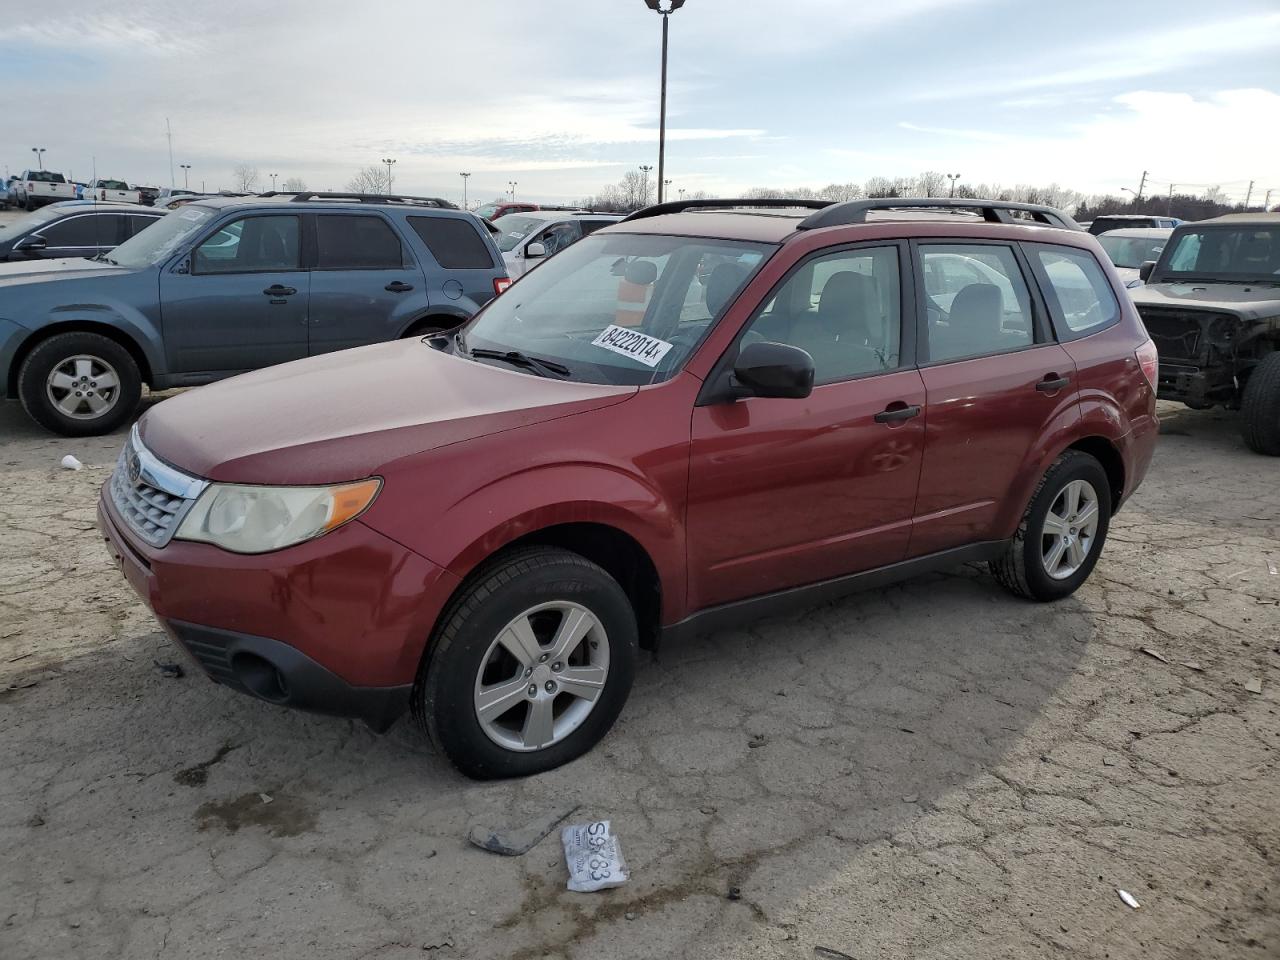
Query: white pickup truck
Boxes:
[
  {"xmin": 80, "ymin": 179, "xmax": 142, "ymax": 204},
  {"xmin": 13, "ymin": 170, "xmax": 78, "ymax": 210}
]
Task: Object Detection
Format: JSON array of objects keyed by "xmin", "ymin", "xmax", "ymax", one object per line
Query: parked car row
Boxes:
[{"xmin": 90, "ymin": 195, "xmax": 1162, "ymax": 777}]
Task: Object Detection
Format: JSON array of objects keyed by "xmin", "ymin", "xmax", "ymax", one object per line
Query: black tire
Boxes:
[
  {"xmin": 18, "ymin": 331, "xmax": 142, "ymax": 436},
  {"xmin": 1241, "ymin": 351, "xmax": 1280, "ymax": 456},
  {"xmin": 414, "ymin": 546, "xmax": 638, "ymax": 779},
  {"xmin": 990, "ymin": 450, "xmax": 1112, "ymax": 602},
  {"xmin": 24, "ymin": 196, "xmax": 35, "ymax": 212}
]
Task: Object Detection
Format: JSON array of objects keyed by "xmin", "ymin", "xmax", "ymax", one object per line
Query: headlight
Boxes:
[{"xmin": 175, "ymin": 478, "xmax": 381, "ymax": 554}]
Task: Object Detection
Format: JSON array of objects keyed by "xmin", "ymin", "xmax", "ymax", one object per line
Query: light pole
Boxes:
[
  {"xmin": 180, "ymin": 164, "xmax": 191, "ymax": 189},
  {"xmin": 508, "ymin": 181, "xmax": 518, "ymax": 201},
  {"xmin": 663, "ymin": 178, "xmax": 672, "ymax": 201},
  {"xmin": 31, "ymin": 147, "xmax": 46, "ymax": 170},
  {"xmin": 269, "ymin": 172, "xmax": 278, "ymax": 192},
  {"xmin": 947, "ymin": 173, "xmax": 961, "ymax": 198},
  {"xmin": 381, "ymin": 158, "xmax": 396, "ymax": 194},
  {"xmin": 459, "ymin": 172, "xmax": 471, "ymax": 209},
  {"xmin": 642, "ymin": 0, "xmax": 686, "ymax": 204},
  {"xmin": 639, "ymin": 164, "xmax": 653, "ymax": 206},
  {"xmin": 678, "ymin": 188, "xmax": 686, "ymax": 201}
]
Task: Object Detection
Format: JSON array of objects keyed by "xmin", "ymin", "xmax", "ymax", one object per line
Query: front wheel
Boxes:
[
  {"xmin": 18, "ymin": 331, "xmax": 142, "ymax": 436},
  {"xmin": 1241, "ymin": 352, "xmax": 1280, "ymax": 456},
  {"xmin": 414, "ymin": 546, "xmax": 638, "ymax": 779},
  {"xmin": 990, "ymin": 450, "xmax": 1112, "ymax": 601}
]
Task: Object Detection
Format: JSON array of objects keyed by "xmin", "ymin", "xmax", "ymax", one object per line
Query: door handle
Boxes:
[
  {"xmin": 263, "ymin": 284, "xmax": 297, "ymax": 296},
  {"xmin": 1036, "ymin": 374, "xmax": 1070, "ymax": 392},
  {"xmin": 385, "ymin": 281, "xmax": 414, "ymax": 293},
  {"xmin": 873, "ymin": 403, "xmax": 922, "ymax": 424}
]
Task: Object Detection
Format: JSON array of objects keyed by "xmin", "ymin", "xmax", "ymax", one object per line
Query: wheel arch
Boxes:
[
  {"xmin": 1065, "ymin": 435, "xmax": 1125, "ymax": 509},
  {"xmin": 8, "ymin": 321, "xmax": 156, "ymax": 400},
  {"xmin": 397, "ymin": 308, "xmax": 473, "ymax": 339}
]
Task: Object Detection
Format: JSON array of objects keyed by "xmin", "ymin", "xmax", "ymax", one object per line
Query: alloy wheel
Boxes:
[
  {"xmin": 1040, "ymin": 478, "xmax": 1100, "ymax": 580},
  {"xmin": 45, "ymin": 354, "xmax": 121, "ymax": 420},
  {"xmin": 472, "ymin": 601, "xmax": 610, "ymax": 753}
]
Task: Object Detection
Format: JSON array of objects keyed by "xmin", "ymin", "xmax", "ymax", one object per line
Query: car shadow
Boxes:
[{"xmin": 1, "ymin": 554, "xmax": 1090, "ymax": 957}]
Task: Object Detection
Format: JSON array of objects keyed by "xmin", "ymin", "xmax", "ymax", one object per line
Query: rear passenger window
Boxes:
[
  {"xmin": 315, "ymin": 215, "xmax": 403, "ymax": 269},
  {"xmin": 408, "ymin": 216, "xmax": 495, "ymax": 269},
  {"xmin": 920, "ymin": 244, "xmax": 1034, "ymax": 362},
  {"xmin": 741, "ymin": 245, "xmax": 901, "ymax": 385},
  {"xmin": 38, "ymin": 215, "xmax": 115, "ymax": 247},
  {"xmin": 1033, "ymin": 246, "xmax": 1120, "ymax": 337}
]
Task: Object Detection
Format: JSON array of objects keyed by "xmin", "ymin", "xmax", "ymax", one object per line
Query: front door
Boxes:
[
  {"xmin": 909, "ymin": 241, "xmax": 1080, "ymax": 556},
  {"xmin": 687, "ymin": 242, "xmax": 925, "ymax": 610},
  {"xmin": 306, "ymin": 213, "xmax": 427, "ymax": 355},
  {"xmin": 159, "ymin": 214, "xmax": 309, "ymax": 374}
]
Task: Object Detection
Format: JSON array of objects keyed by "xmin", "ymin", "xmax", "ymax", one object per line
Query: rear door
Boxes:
[
  {"xmin": 687, "ymin": 241, "xmax": 926, "ymax": 608},
  {"xmin": 909, "ymin": 240, "xmax": 1079, "ymax": 557},
  {"xmin": 305, "ymin": 212, "xmax": 424, "ymax": 355},
  {"xmin": 159, "ymin": 213, "xmax": 309, "ymax": 373}
]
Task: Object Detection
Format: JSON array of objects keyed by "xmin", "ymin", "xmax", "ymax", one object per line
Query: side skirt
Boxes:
[{"xmin": 661, "ymin": 540, "xmax": 1010, "ymax": 644}]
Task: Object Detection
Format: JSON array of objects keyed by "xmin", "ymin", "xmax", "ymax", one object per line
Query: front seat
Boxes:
[{"xmin": 705, "ymin": 262, "xmax": 748, "ymax": 316}]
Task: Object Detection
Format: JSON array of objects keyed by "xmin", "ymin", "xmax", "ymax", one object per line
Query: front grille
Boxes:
[
  {"xmin": 107, "ymin": 427, "xmax": 207, "ymax": 548},
  {"xmin": 1138, "ymin": 307, "xmax": 1208, "ymax": 363}
]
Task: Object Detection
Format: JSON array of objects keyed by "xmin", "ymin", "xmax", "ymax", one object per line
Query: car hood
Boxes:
[
  {"xmin": 1132, "ymin": 282, "xmax": 1280, "ymax": 320},
  {"xmin": 0, "ymin": 256, "xmax": 131, "ymax": 288},
  {"xmin": 139, "ymin": 339, "xmax": 636, "ymax": 485}
]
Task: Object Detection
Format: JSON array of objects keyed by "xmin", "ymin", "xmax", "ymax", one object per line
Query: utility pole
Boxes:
[
  {"xmin": 642, "ymin": 0, "xmax": 686, "ymax": 204},
  {"xmin": 1243, "ymin": 180, "xmax": 1254, "ymax": 210},
  {"xmin": 166, "ymin": 118, "xmax": 175, "ymax": 190},
  {"xmin": 1135, "ymin": 170, "xmax": 1147, "ymax": 201},
  {"xmin": 947, "ymin": 173, "xmax": 961, "ymax": 198},
  {"xmin": 639, "ymin": 164, "xmax": 653, "ymax": 205},
  {"xmin": 381, "ymin": 158, "xmax": 396, "ymax": 194},
  {"xmin": 1264, "ymin": 188, "xmax": 1274, "ymax": 211},
  {"xmin": 1167, "ymin": 182, "xmax": 1174, "ymax": 216},
  {"xmin": 459, "ymin": 172, "xmax": 471, "ymax": 209}
]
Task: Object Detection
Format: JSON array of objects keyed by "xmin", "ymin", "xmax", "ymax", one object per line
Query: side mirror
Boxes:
[
  {"xmin": 525, "ymin": 241, "xmax": 546, "ymax": 259},
  {"xmin": 1138, "ymin": 260, "xmax": 1156, "ymax": 282},
  {"xmin": 732, "ymin": 341, "xmax": 815, "ymax": 400},
  {"xmin": 15, "ymin": 236, "xmax": 48, "ymax": 253}
]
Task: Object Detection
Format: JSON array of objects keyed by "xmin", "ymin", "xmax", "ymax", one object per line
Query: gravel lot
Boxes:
[{"xmin": 1, "ymin": 377, "xmax": 1277, "ymax": 957}]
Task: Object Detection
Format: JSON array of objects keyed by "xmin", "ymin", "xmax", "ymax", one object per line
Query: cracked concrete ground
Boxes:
[{"xmin": 1, "ymin": 397, "xmax": 1277, "ymax": 960}]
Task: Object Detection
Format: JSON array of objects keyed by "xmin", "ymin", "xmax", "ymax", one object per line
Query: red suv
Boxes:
[{"xmin": 98, "ymin": 197, "xmax": 1158, "ymax": 778}]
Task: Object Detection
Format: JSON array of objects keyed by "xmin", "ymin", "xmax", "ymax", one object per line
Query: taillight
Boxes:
[
  {"xmin": 1135, "ymin": 338, "xmax": 1158, "ymax": 390},
  {"xmin": 493, "ymin": 277, "xmax": 512, "ymax": 296}
]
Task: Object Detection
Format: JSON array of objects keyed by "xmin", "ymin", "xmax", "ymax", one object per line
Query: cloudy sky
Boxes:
[{"xmin": 4, "ymin": 0, "xmax": 1279, "ymax": 205}]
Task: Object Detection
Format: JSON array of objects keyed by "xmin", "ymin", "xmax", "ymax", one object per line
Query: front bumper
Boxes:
[{"xmin": 97, "ymin": 489, "xmax": 460, "ymax": 729}]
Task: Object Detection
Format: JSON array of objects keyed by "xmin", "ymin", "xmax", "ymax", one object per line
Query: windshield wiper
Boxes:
[{"xmin": 467, "ymin": 348, "xmax": 571, "ymax": 378}]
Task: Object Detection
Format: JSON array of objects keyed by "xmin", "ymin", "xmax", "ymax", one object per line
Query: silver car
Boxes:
[
  {"xmin": 494, "ymin": 210, "xmax": 623, "ymax": 279},
  {"xmin": 1097, "ymin": 227, "xmax": 1173, "ymax": 288}
]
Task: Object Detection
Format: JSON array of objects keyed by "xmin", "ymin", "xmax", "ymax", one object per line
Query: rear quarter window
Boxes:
[
  {"xmin": 408, "ymin": 215, "xmax": 496, "ymax": 269},
  {"xmin": 1030, "ymin": 244, "xmax": 1120, "ymax": 339}
]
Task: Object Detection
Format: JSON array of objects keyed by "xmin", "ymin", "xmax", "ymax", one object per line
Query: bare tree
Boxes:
[
  {"xmin": 819, "ymin": 182, "xmax": 863, "ymax": 201},
  {"xmin": 864, "ymin": 176, "xmax": 898, "ymax": 198},
  {"xmin": 914, "ymin": 171, "xmax": 948, "ymax": 198},
  {"xmin": 232, "ymin": 163, "xmax": 260, "ymax": 193},
  {"xmin": 282, "ymin": 176, "xmax": 307, "ymax": 193},
  {"xmin": 347, "ymin": 166, "xmax": 386, "ymax": 194}
]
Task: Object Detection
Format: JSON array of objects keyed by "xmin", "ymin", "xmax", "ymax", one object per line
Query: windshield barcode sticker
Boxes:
[{"xmin": 591, "ymin": 324, "xmax": 673, "ymax": 367}]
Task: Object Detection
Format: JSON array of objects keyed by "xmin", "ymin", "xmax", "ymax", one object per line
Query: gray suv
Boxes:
[{"xmin": 0, "ymin": 193, "xmax": 510, "ymax": 435}]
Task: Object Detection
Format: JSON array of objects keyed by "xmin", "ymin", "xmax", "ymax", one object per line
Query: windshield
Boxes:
[
  {"xmin": 462, "ymin": 232, "xmax": 774, "ymax": 386},
  {"xmin": 0, "ymin": 206, "xmax": 63, "ymax": 240},
  {"xmin": 108, "ymin": 205, "xmax": 216, "ymax": 268},
  {"xmin": 1158, "ymin": 226, "xmax": 1280, "ymax": 281},
  {"xmin": 473, "ymin": 203, "xmax": 501, "ymax": 220},
  {"xmin": 493, "ymin": 215, "xmax": 550, "ymax": 252},
  {"xmin": 1099, "ymin": 233, "xmax": 1169, "ymax": 269}
]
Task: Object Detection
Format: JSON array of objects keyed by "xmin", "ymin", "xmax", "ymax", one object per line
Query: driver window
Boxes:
[
  {"xmin": 740, "ymin": 246, "xmax": 902, "ymax": 385},
  {"xmin": 192, "ymin": 216, "xmax": 300, "ymax": 274}
]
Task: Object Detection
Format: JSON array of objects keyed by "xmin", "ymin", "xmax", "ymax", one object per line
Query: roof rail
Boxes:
[
  {"xmin": 621, "ymin": 197, "xmax": 835, "ymax": 222},
  {"xmin": 797, "ymin": 197, "xmax": 1080, "ymax": 230},
  {"xmin": 257, "ymin": 191, "xmax": 458, "ymax": 209}
]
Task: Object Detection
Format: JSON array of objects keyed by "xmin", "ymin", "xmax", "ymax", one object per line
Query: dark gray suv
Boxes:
[{"xmin": 0, "ymin": 193, "xmax": 510, "ymax": 435}]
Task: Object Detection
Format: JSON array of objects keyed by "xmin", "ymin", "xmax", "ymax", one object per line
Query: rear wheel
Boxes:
[
  {"xmin": 18, "ymin": 332, "xmax": 141, "ymax": 436},
  {"xmin": 1241, "ymin": 352, "xmax": 1280, "ymax": 456},
  {"xmin": 990, "ymin": 450, "xmax": 1112, "ymax": 601},
  {"xmin": 414, "ymin": 546, "xmax": 638, "ymax": 779}
]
